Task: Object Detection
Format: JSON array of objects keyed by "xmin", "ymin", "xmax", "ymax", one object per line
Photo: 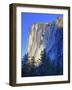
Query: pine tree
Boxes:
[{"xmin": 40, "ymin": 49, "xmax": 52, "ymax": 75}]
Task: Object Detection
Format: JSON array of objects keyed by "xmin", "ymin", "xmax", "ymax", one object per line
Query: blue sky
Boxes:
[{"xmin": 21, "ymin": 12, "xmax": 63, "ymax": 58}]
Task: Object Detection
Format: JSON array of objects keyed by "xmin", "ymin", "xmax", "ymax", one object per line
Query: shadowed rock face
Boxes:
[{"xmin": 26, "ymin": 17, "xmax": 63, "ymax": 67}]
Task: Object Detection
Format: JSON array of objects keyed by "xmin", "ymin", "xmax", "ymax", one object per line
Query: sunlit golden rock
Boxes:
[{"xmin": 27, "ymin": 17, "xmax": 63, "ymax": 67}]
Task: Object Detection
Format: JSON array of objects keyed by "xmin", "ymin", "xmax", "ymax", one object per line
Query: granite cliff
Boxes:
[
  {"xmin": 22, "ymin": 16, "xmax": 63, "ymax": 77},
  {"xmin": 27, "ymin": 17, "xmax": 63, "ymax": 67}
]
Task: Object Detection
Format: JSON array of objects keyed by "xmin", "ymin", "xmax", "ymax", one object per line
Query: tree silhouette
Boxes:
[
  {"xmin": 40, "ymin": 49, "xmax": 53, "ymax": 75},
  {"xmin": 22, "ymin": 49, "xmax": 63, "ymax": 77},
  {"xmin": 21, "ymin": 53, "xmax": 31, "ymax": 77}
]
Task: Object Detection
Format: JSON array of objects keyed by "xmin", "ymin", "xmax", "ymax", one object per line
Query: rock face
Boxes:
[
  {"xmin": 27, "ymin": 17, "xmax": 63, "ymax": 67},
  {"xmin": 22, "ymin": 16, "xmax": 63, "ymax": 77}
]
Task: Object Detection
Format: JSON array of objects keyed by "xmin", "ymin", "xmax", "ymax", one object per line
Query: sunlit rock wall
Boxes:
[{"xmin": 27, "ymin": 17, "xmax": 63, "ymax": 67}]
